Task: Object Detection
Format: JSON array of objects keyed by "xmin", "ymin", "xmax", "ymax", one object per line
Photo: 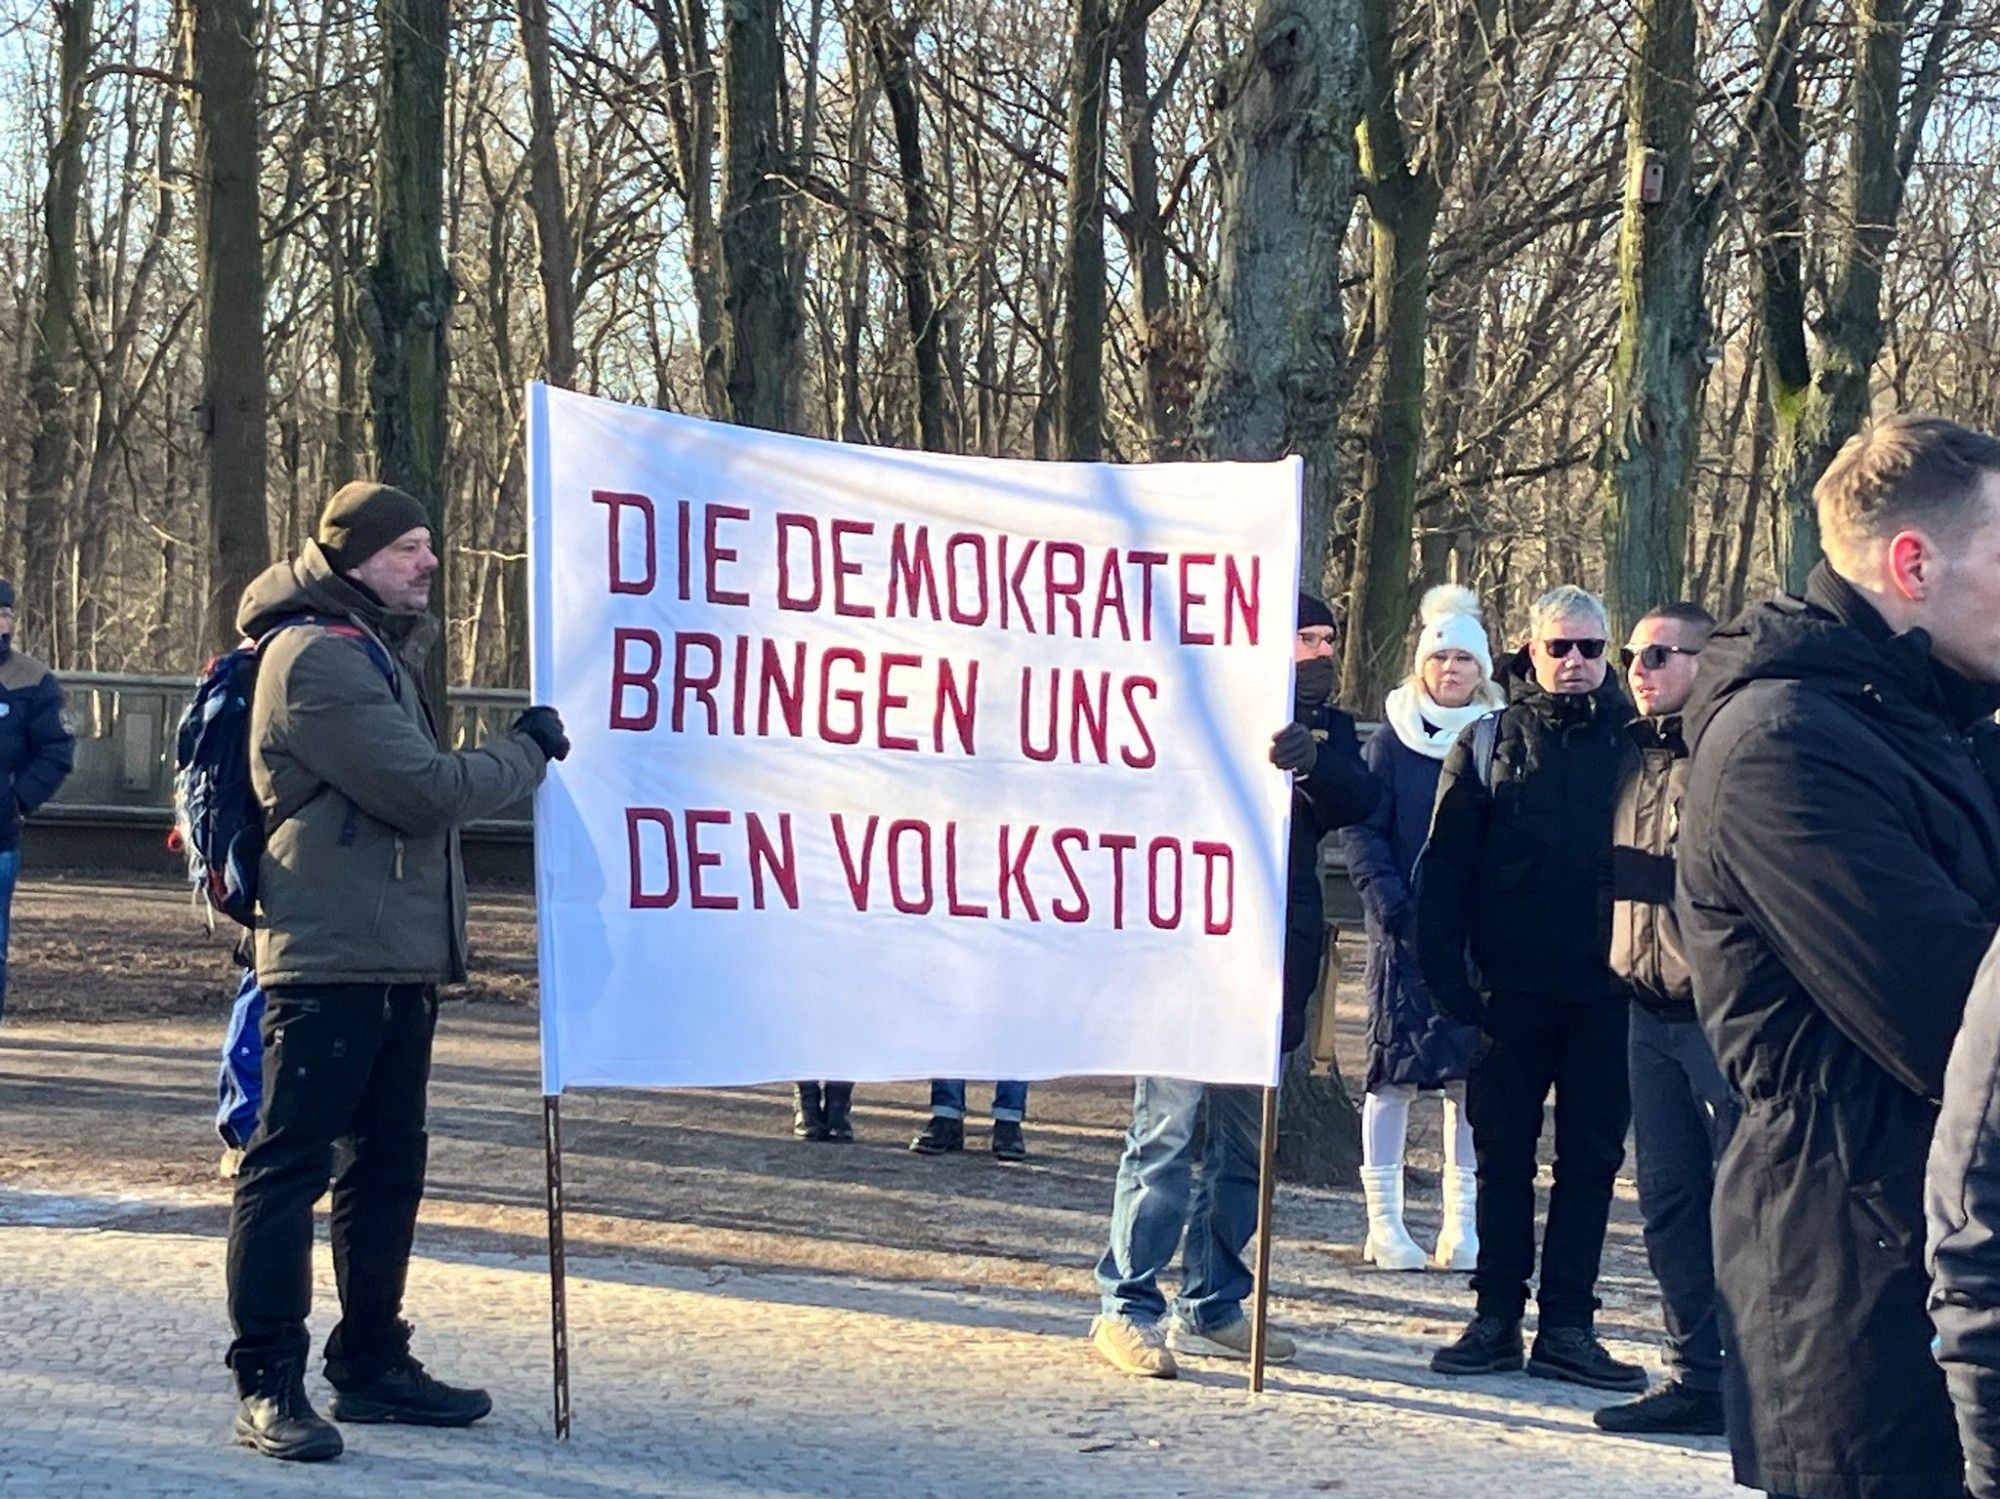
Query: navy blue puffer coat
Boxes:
[{"xmin": 1341, "ymin": 723, "xmax": 1478, "ymax": 1091}]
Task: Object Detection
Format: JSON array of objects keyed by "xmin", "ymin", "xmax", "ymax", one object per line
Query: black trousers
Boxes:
[
  {"xmin": 224, "ymin": 982, "xmax": 437, "ymax": 1388},
  {"xmin": 1466, "ymin": 994, "xmax": 1630, "ymax": 1328}
]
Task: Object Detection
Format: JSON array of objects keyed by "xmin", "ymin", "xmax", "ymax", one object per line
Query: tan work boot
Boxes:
[
  {"xmin": 1167, "ymin": 1314, "xmax": 1297, "ymax": 1364},
  {"xmin": 1090, "ymin": 1315, "xmax": 1178, "ymax": 1378}
]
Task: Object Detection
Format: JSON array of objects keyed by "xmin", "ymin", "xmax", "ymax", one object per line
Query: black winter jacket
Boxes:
[
  {"xmin": 0, "ymin": 647, "xmax": 73, "ymax": 852},
  {"xmin": 1610, "ymin": 713, "xmax": 1693, "ymax": 1019},
  {"xmin": 1931, "ymin": 937, "xmax": 2000, "ymax": 1499},
  {"xmin": 1416, "ymin": 651, "xmax": 1628, "ymax": 1022},
  {"xmin": 1680, "ymin": 562, "xmax": 2000, "ymax": 1499},
  {"xmin": 1281, "ymin": 701, "xmax": 1379, "ymax": 1052}
]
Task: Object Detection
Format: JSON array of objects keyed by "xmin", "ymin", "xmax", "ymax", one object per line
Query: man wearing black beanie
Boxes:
[{"xmin": 222, "ymin": 481, "xmax": 569, "ymax": 1461}]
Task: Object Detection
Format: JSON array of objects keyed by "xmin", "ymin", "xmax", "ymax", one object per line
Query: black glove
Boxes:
[
  {"xmin": 515, "ymin": 705, "xmax": 570, "ymax": 762},
  {"xmin": 1270, "ymin": 721, "xmax": 1319, "ymax": 775}
]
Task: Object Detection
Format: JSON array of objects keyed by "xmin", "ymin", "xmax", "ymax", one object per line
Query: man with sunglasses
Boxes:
[
  {"xmin": 1594, "ymin": 603, "xmax": 1735, "ymax": 1439},
  {"xmin": 1680, "ymin": 416, "xmax": 2000, "ymax": 1499},
  {"xmin": 1419, "ymin": 584, "xmax": 1640, "ymax": 1390}
]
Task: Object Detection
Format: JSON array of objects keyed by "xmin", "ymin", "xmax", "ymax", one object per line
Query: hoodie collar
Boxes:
[{"xmin": 1805, "ymin": 562, "xmax": 2000, "ymax": 732}]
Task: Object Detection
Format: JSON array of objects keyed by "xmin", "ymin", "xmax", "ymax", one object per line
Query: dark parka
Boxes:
[
  {"xmin": 1610, "ymin": 714, "xmax": 1694, "ymax": 1019},
  {"xmin": 240, "ymin": 542, "xmax": 549, "ymax": 988},
  {"xmin": 1416, "ymin": 651, "xmax": 1629, "ymax": 1022},
  {"xmin": 1341, "ymin": 723, "xmax": 1479, "ymax": 1089},
  {"xmin": 1282, "ymin": 702, "xmax": 1380, "ymax": 1053},
  {"xmin": 1679, "ymin": 562, "xmax": 2000, "ymax": 1499},
  {"xmin": 1930, "ymin": 936, "xmax": 2000, "ymax": 1499},
  {"xmin": 0, "ymin": 648, "xmax": 73, "ymax": 850}
]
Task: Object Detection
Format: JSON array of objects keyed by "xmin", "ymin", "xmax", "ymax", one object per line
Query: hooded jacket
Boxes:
[
  {"xmin": 1680, "ymin": 561, "xmax": 2000, "ymax": 1499},
  {"xmin": 1415, "ymin": 647, "xmax": 1629, "ymax": 1021},
  {"xmin": 1609, "ymin": 713, "xmax": 1693, "ymax": 1018},
  {"xmin": 240, "ymin": 541, "xmax": 548, "ymax": 987},
  {"xmin": 0, "ymin": 646, "xmax": 72, "ymax": 851}
]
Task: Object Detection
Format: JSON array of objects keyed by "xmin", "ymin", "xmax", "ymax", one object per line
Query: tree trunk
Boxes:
[
  {"xmin": 718, "ymin": 0, "xmax": 797, "ymax": 432},
  {"xmin": 20, "ymin": 0, "xmax": 93, "ymax": 658},
  {"xmin": 516, "ymin": 0, "xmax": 577, "ymax": 388},
  {"xmin": 1114, "ymin": 2, "xmax": 1186, "ymax": 459},
  {"xmin": 861, "ymin": 0, "xmax": 948, "ymax": 451},
  {"xmin": 191, "ymin": 0, "xmax": 271, "ymax": 654},
  {"xmin": 836, "ymin": 25, "xmax": 875, "ymax": 446},
  {"xmin": 368, "ymin": 0, "xmax": 453, "ymax": 697},
  {"xmin": 1599, "ymin": 0, "xmax": 1709, "ymax": 635},
  {"xmin": 1058, "ymin": 0, "xmax": 1113, "ymax": 461},
  {"xmin": 1192, "ymin": 0, "xmax": 1366, "ymax": 1184},
  {"xmin": 651, "ymin": 0, "xmax": 726, "ymax": 418}
]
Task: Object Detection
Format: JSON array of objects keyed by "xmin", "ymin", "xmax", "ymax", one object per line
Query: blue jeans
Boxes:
[
  {"xmin": 930, "ymin": 1079, "xmax": 1028, "ymax": 1123},
  {"xmin": 0, "ymin": 846, "xmax": 19, "ymax": 1020},
  {"xmin": 1629, "ymin": 1002, "xmax": 1738, "ymax": 1391},
  {"xmin": 1095, "ymin": 1078, "xmax": 1262, "ymax": 1333}
]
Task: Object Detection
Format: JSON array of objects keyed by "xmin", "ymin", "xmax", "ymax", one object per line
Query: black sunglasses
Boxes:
[
  {"xmin": 1620, "ymin": 643, "xmax": 1702, "ymax": 671},
  {"xmin": 1542, "ymin": 638, "xmax": 1607, "ymax": 660}
]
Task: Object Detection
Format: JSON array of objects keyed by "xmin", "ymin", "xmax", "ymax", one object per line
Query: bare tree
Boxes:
[{"xmin": 718, "ymin": 0, "xmax": 798, "ymax": 431}]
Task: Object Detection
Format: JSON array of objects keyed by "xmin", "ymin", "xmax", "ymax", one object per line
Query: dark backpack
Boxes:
[{"xmin": 170, "ymin": 616, "xmax": 395, "ymax": 927}]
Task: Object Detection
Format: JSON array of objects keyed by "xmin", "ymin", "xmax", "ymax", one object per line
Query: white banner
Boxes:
[{"xmin": 527, "ymin": 384, "xmax": 1302, "ymax": 1092}]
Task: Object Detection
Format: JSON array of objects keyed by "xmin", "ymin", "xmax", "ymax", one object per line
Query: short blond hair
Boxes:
[{"xmin": 1817, "ymin": 415, "xmax": 2000, "ymax": 567}]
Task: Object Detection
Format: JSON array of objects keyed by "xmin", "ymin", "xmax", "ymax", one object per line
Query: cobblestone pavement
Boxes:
[{"xmin": 0, "ymin": 1191, "xmax": 1733, "ymax": 1498}]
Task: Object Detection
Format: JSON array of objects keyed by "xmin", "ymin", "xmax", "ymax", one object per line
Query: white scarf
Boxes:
[{"xmin": 1385, "ymin": 682, "xmax": 1494, "ymax": 761}]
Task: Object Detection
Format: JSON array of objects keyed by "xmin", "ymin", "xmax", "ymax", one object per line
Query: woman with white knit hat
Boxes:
[{"xmin": 1339, "ymin": 585, "xmax": 1504, "ymax": 1270}]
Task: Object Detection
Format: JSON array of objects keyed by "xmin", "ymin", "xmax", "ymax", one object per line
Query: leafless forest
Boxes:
[{"xmin": 1, "ymin": 0, "xmax": 1995, "ymax": 706}]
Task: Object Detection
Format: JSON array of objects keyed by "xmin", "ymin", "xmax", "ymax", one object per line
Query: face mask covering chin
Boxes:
[{"xmin": 1294, "ymin": 656, "xmax": 1336, "ymax": 712}]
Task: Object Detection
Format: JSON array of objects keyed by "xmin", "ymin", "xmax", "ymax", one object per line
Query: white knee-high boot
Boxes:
[
  {"xmin": 1360, "ymin": 1165, "xmax": 1428, "ymax": 1270},
  {"xmin": 1433, "ymin": 1166, "xmax": 1479, "ymax": 1270}
]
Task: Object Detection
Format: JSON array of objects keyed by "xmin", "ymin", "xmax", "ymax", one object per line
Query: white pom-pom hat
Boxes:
[{"xmin": 1414, "ymin": 584, "xmax": 1494, "ymax": 680}]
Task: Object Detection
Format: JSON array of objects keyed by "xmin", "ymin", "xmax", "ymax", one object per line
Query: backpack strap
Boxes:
[
  {"xmin": 1469, "ymin": 710, "xmax": 1501, "ymax": 793},
  {"xmin": 256, "ymin": 614, "xmax": 399, "ymax": 698}
]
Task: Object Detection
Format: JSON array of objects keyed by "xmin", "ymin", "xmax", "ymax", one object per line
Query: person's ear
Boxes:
[{"xmin": 1887, "ymin": 530, "xmax": 1934, "ymax": 603}]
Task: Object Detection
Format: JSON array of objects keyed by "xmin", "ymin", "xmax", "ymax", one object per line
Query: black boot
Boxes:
[
  {"xmin": 910, "ymin": 1116, "xmax": 965, "ymax": 1154},
  {"xmin": 991, "ymin": 1120, "xmax": 1029, "ymax": 1162},
  {"xmin": 822, "ymin": 1083, "xmax": 855, "ymax": 1142},
  {"xmin": 793, "ymin": 1082, "xmax": 828, "ymax": 1141},
  {"xmin": 233, "ymin": 1363, "xmax": 344, "ymax": 1462},
  {"xmin": 1528, "ymin": 1326, "xmax": 1648, "ymax": 1392},
  {"xmin": 1430, "ymin": 1315, "xmax": 1525, "ymax": 1375},
  {"xmin": 1592, "ymin": 1379, "xmax": 1725, "ymax": 1435},
  {"xmin": 328, "ymin": 1355, "xmax": 493, "ymax": 1426}
]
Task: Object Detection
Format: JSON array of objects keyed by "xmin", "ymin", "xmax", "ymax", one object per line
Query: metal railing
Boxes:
[{"xmin": 49, "ymin": 671, "xmax": 533, "ymax": 831}]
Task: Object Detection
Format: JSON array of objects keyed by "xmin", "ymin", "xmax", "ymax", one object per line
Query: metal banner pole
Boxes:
[
  {"xmin": 544, "ymin": 1094, "xmax": 572, "ymax": 1439},
  {"xmin": 1248, "ymin": 1083, "xmax": 1281, "ymax": 1394}
]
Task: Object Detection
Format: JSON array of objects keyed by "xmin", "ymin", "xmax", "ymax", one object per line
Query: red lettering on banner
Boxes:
[
  {"xmin": 1100, "ymin": 832, "xmax": 1137, "ymax": 929},
  {"xmin": 704, "ymin": 504, "xmax": 751, "ymax": 606},
  {"xmin": 831, "ymin": 519, "xmax": 876, "ymax": 617},
  {"xmin": 672, "ymin": 631, "xmax": 722, "ymax": 733},
  {"xmin": 1050, "ymin": 827, "xmax": 1091, "ymax": 924},
  {"xmin": 1129, "ymin": 551, "xmax": 1168, "ymax": 640},
  {"xmin": 831, "ymin": 813, "xmax": 879, "ymax": 910},
  {"xmin": 1192, "ymin": 840, "xmax": 1235, "ymax": 934},
  {"xmin": 1044, "ymin": 542, "xmax": 1086, "ymax": 636},
  {"xmin": 1223, "ymin": 556, "xmax": 1261, "ymax": 645},
  {"xmin": 686, "ymin": 809, "xmax": 737, "ymax": 909},
  {"xmin": 1121, "ymin": 678, "xmax": 1159, "ymax": 769},
  {"xmin": 998, "ymin": 824, "xmax": 1040, "ymax": 921},
  {"xmin": 877, "ymin": 652, "xmax": 921, "ymax": 752},
  {"xmin": 936, "ymin": 659, "xmax": 978, "ymax": 755},
  {"xmin": 1019, "ymin": 667, "xmax": 1057, "ymax": 763},
  {"xmin": 747, "ymin": 812, "xmax": 800, "ymax": 909},
  {"xmin": 1092, "ymin": 550, "xmax": 1131, "ymax": 641},
  {"xmin": 1001, "ymin": 536, "xmax": 1039, "ymax": 633},
  {"xmin": 1178, "ymin": 553, "xmax": 1216, "ymax": 645},
  {"xmin": 776, "ymin": 513, "xmax": 822, "ymax": 611},
  {"xmin": 593, "ymin": 491, "xmax": 657, "ymax": 595},
  {"xmin": 627, "ymin": 808, "xmax": 679, "ymax": 907},
  {"xmin": 676, "ymin": 500, "xmax": 693, "ymax": 601},
  {"xmin": 758, "ymin": 639, "xmax": 806, "ymax": 737},
  {"xmin": 887, "ymin": 524, "xmax": 940, "ymax": 619},
  {"xmin": 610, "ymin": 628, "xmax": 663, "ymax": 731},
  {"xmin": 1148, "ymin": 837, "xmax": 1184, "ymax": 929},
  {"xmin": 819, "ymin": 648, "xmax": 865, "ymax": 745},
  {"xmin": 887, "ymin": 819, "xmax": 935, "ymax": 914},
  {"xmin": 944, "ymin": 821, "xmax": 988, "ymax": 917},
  {"xmin": 1072, "ymin": 671, "xmax": 1109, "ymax": 764},
  {"xmin": 945, "ymin": 532, "xmax": 988, "ymax": 625}
]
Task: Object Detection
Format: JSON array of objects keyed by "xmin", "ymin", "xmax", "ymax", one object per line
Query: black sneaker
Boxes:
[
  {"xmin": 910, "ymin": 1117, "xmax": 965, "ymax": 1154},
  {"xmin": 1430, "ymin": 1315, "xmax": 1524, "ymax": 1375},
  {"xmin": 991, "ymin": 1120, "xmax": 1029, "ymax": 1161},
  {"xmin": 233, "ymin": 1365, "xmax": 344, "ymax": 1462},
  {"xmin": 1592, "ymin": 1379, "xmax": 1725, "ymax": 1435},
  {"xmin": 822, "ymin": 1084, "xmax": 855, "ymax": 1143},
  {"xmin": 1528, "ymin": 1326, "xmax": 1648, "ymax": 1392},
  {"xmin": 328, "ymin": 1356, "xmax": 493, "ymax": 1427}
]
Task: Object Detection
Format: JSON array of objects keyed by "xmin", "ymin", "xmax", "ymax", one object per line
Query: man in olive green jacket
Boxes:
[{"xmin": 225, "ymin": 481, "xmax": 568, "ymax": 1463}]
